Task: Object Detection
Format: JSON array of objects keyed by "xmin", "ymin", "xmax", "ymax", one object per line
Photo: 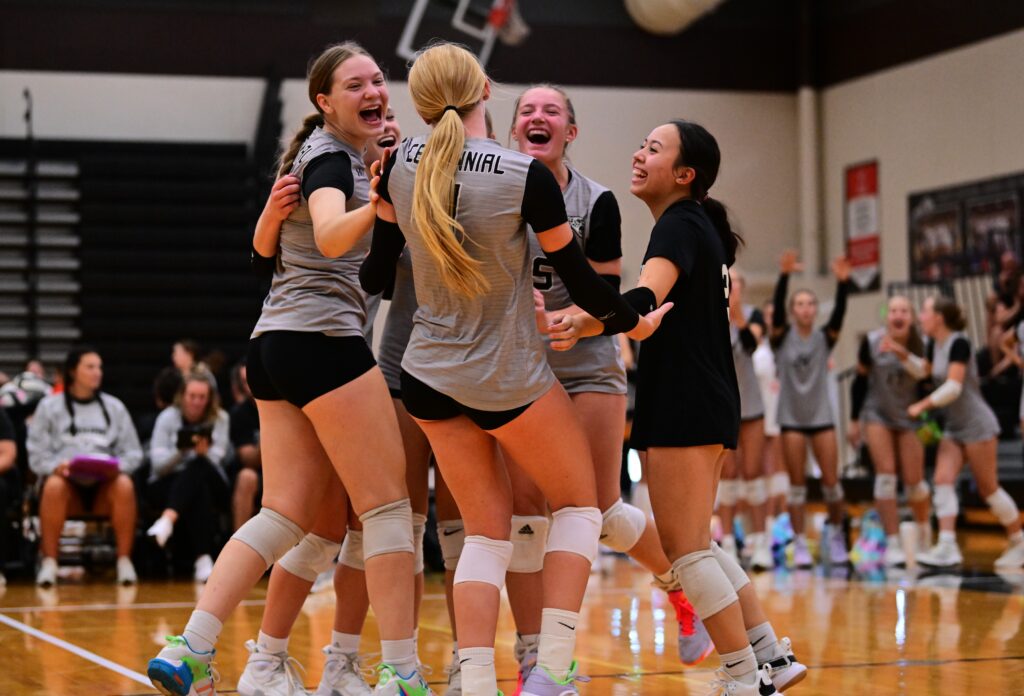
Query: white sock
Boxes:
[
  {"xmin": 332, "ymin": 631, "xmax": 360, "ymax": 653},
  {"xmin": 147, "ymin": 516, "xmax": 174, "ymax": 548},
  {"xmin": 381, "ymin": 637, "xmax": 417, "ymax": 679},
  {"xmin": 653, "ymin": 569, "xmax": 677, "ymax": 590},
  {"xmin": 1009, "ymin": 530, "xmax": 1024, "ymax": 545},
  {"xmin": 458, "ymin": 647, "xmax": 497, "ymax": 694},
  {"xmin": 451, "ymin": 640, "xmax": 459, "ymax": 660},
  {"xmin": 515, "ymin": 632, "xmax": 540, "ymax": 661},
  {"xmin": 939, "ymin": 530, "xmax": 956, "ymax": 545},
  {"xmin": 719, "ymin": 644, "xmax": 757, "ymax": 684},
  {"xmin": 257, "ymin": 631, "xmax": 289, "ymax": 654},
  {"xmin": 538, "ymin": 608, "xmax": 579, "ymax": 680},
  {"xmin": 746, "ymin": 621, "xmax": 780, "ymax": 664},
  {"xmin": 183, "ymin": 610, "xmax": 221, "ymax": 654}
]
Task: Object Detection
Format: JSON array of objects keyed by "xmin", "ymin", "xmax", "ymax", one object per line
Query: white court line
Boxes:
[{"xmin": 0, "ymin": 612, "xmax": 151, "ymax": 685}]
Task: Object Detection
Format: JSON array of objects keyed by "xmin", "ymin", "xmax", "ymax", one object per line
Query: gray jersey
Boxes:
[
  {"xmin": 731, "ymin": 305, "xmax": 765, "ymax": 420},
  {"xmin": 252, "ymin": 127, "xmax": 374, "ymax": 338},
  {"xmin": 860, "ymin": 328, "xmax": 918, "ymax": 430},
  {"xmin": 527, "ymin": 168, "xmax": 625, "ymax": 395},
  {"xmin": 775, "ymin": 328, "xmax": 834, "ymax": 429},
  {"xmin": 930, "ymin": 332, "xmax": 999, "ymax": 443},
  {"xmin": 377, "ymin": 251, "xmax": 416, "ymax": 393},
  {"xmin": 389, "ymin": 136, "xmax": 555, "ymax": 411}
]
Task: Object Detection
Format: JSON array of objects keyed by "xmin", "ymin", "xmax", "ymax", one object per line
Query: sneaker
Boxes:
[
  {"xmin": 148, "ymin": 635, "xmax": 218, "ymax": 696},
  {"xmin": 520, "ymin": 660, "xmax": 588, "ymax": 696},
  {"xmin": 512, "ymin": 649, "xmax": 538, "ymax": 695},
  {"xmin": 883, "ymin": 543, "xmax": 906, "ymax": 568},
  {"xmin": 763, "ymin": 637, "xmax": 807, "ymax": 692},
  {"xmin": 443, "ymin": 653, "xmax": 461, "ymax": 696},
  {"xmin": 667, "ymin": 589, "xmax": 714, "ymax": 666},
  {"xmin": 790, "ymin": 538, "xmax": 812, "ymax": 569},
  {"xmin": 707, "ymin": 666, "xmax": 776, "ymax": 695},
  {"xmin": 117, "ymin": 556, "xmax": 138, "ymax": 585},
  {"xmin": 194, "ymin": 554, "xmax": 214, "ymax": 583},
  {"xmin": 373, "ymin": 664, "xmax": 432, "ymax": 696},
  {"xmin": 237, "ymin": 639, "xmax": 307, "ymax": 696},
  {"xmin": 917, "ymin": 539, "xmax": 963, "ymax": 568},
  {"xmin": 148, "ymin": 516, "xmax": 174, "ymax": 548},
  {"xmin": 826, "ymin": 526, "xmax": 849, "ymax": 565},
  {"xmin": 314, "ymin": 645, "xmax": 373, "ymax": 696},
  {"xmin": 36, "ymin": 557, "xmax": 58, "ymax": 587},
  {"xmin": 994, "ymin": 539, "xmax": 1024, "ymax": 570},
  {"xmin": 720, "ymin": 534, "xmax": 739, "ymax": 561},
  {"xmin": 750, "ymin": 535, "xmax": 775, "ymax": 572}
]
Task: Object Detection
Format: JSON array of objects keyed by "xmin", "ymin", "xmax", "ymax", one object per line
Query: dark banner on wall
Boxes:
[
  {"xmin": 845, "ymin": 161, "xmax": 881, "ymax": 293},
  {"xmin": 908, "ymin": 172, "xmax": 1024, "ymax": 284}
]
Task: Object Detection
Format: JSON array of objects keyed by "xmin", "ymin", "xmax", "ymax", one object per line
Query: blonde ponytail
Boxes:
[{"xmin": 408, "ymin": 43, "xmax": 490, "ymax": 297}]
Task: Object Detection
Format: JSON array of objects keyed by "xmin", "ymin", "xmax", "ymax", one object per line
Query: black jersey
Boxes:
[{"xmin": 630, "ymin": 199, "xmax": 740, "ymax": 450}]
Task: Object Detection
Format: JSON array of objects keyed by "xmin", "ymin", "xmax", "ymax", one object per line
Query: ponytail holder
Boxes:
[{"xmin": 443, "ymin": 105, "xmax": 460, "ymax": 114}]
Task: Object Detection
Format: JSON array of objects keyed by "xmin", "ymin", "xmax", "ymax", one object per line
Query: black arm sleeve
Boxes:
[
  {"xmin": 599, "ymin": 274, "xmax": 621, "ymax": 291},
  {"xmin": 0, "ymin": 407, "xmax": 13, "ymax": 441},
  {"xmin": 378, "ymin": 151, "xmax": 396, "ymax": 204},
  {"xmin": 544, "ymin": 240, "xmax": 639, "ymax": 335},
  {"xmin": 949, "ymin": 337, "xmax": 972, "ymax": 364},
  {"xmin": 739, "ymin": 327, "xmax": 758, "ymax": 353},
  {"xmin": 358, "ymin": 218, "xmax": 406, "ymax": 296},
  {"xmin": 858, "ymin": 335, "xmax": 874, "ymax": 368},
  {"xmin": 522, "ymin": 160, "xmax": 569, "ymax": 233},
  {"xmin": 301, "ymin": 152, "xmax": 355, "ymax": 200},
  {"xmin": 583, "ymin": 190, "xmax": 623, "ymax": 262},
  {"xmin": 250, "ymin": 247, "xmax": 276, "ymax": 278},
  {"xmin": 823, "ymin": 280, "xmax": 851, "ymax": 347},
  {"xmin": 770, "ymin": 273, "xmax": 790, "ymax": 347},
  {"xmin": 851, "ymin": 373, "xmax": 868, "ymax": 420}
]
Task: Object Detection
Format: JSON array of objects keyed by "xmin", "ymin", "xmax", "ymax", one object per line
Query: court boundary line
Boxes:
[{"xmin": 0, "ymin": 611, "xmax": 151, "ymax": 686}]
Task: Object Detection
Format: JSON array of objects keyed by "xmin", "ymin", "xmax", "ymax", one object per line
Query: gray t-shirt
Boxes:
[
  {"xmin": 731, "ymin": 305, "xmax": 765, "ymax": 420},
  {"xmin": 860, "ymin": 328, "xmax": 918, "ymax": 430},
  {"xmin": 377, "ymin": 251, "xmax": 416, "ymax": 393},
  {"xmin": 387, "ymin": 136, "xmax": 562, "ymax": 411},
  {"xmin": 929, "ymin": 332, "xmax": 999, "ymax": 443},
  {"xmin": 775, "ymin": 327, "xmax": 834, "ymax": 429},
  {"xmin": 252, "ymin": 127, "xmax": 375, "ymax": 338},
  {"xmin": 528, "ymin": 167, "xmax": 626, "ymax": 395}
]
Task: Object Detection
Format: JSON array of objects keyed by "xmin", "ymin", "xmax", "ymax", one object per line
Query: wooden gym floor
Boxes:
[{"xmin": 0, "ymin": 529, "xmax": 1022, "ymax": 695}]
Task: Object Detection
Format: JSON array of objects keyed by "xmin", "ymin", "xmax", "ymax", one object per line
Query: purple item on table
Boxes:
[{"xmin": 67, "ymin": 455, "xmax": 120, "ymax": 485}]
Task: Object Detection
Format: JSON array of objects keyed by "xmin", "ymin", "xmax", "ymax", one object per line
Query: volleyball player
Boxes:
[
  {"xmin": 147, "ymin": 43, "xmax": 428, "ymax": 696},
  {"xmin": 909, "ymin": 297, "xmax": 1024, "ymax": 569},
  {"xmin": 847, "ymin": 296, "xmax": 932, "ymax": 567},
  {"xmin": 557, "ymin": 120, "xmax": 805, "ymax": 694},
  {"xmin": 770, "ymin": 251, "xmax": 852, "ymax": 568},
  {"xmin": 360, "ymin": 42, "xmax": 669, "ymax": 696},
  {"xmin": 753, "ymin": 303, "xmax": 789, "ymax": 527}
]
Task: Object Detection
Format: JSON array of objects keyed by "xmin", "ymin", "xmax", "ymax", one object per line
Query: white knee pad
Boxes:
[
  {"xmin": 546, "ymin": 506, "xmax": 602, "ymax": 564},
  {"xmin": 908, "ymin": 480, "xmax": 931, "ymax": 503},
  {"xmin": 277, "ymin": 533, "xmax": 341, "ymax": 582},
  {"xmin": 599, "ymin": 500, "xmax": 647, "ymax": 553},
  {"xmin": 232, "ymin": 507, "xmax": 305, "ymax": 567},
  {"xmin": 412, "ymin": 513, "xmax": 427, "ymax": 575},
  {"xmin": 437, "ymin": 519, "xmax": 465, "ymax": 571},
  {"xmin": 508, "ymin": 515, "xmax": 549, "ymax": 573},
  {"xmin": 359, "ymin": 498, "xmax": 414, "ymax": 560},
  {"xmin": 823, "ymin": 481, "xmax": 845, "ymax": 504},
  {"xmin": 770, "ymin": 471, "xmax": 790, "ymax": 498},
  {"xmin": 338, "ymin": 528, "xmax": 364, "ymax": 570},
  {"xmin": 933, "ymin": 484, "xmax": 959, "ymax": 519},
  {"xmin": 789, "ymin": 485, "xmax": 807, "ymax": 506},
  {"xmin": 711, "ymin": 541, "xmax": 751, "ymax": 592},
  {"xmin": 716, "ymin": 479, "xmax": 742, "ymax": 508},
  {"xmin": 873, "ymin": 473, "xmax": 898, "ymax": 501},
  {"xmin": 671, "ymin": 549, "xmax": 739, "ymax": 620},
  {"xmin": 744, "ymin": 477, "xmax": 768, "ymax": 507},
  {"xmin": 986, "ymin": 488, "xmax": 1021, "ymax": 527},
  {"xmin": 453, "ymin": 535, "xmax": 513, "ymax": 589}
]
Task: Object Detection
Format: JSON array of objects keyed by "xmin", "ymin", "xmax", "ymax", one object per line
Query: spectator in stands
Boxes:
[
  {"xmin": 27, "ymin": 346, "xmax": 143, "ymax": 587},
  {"xmin": 171, "ymin": 339, "xmax": 201, "ymax": 374},
  {"xmin": 0, "ymin": 407, "xmax": 16, "ymax": 587},
  {"xmin": 25, "ymin": 359, "xmax": 46, "ymax": 380},
  {"xmin": 145, "ymin": 370, "xmax": 231, "ymax": 582},
  {"xmin": 136, "ymin": 367, "xmax": 185, "ymax": 445},
  {"xmin": 228, "ymin": 363, "xmax": 260, "ymax": 530}
]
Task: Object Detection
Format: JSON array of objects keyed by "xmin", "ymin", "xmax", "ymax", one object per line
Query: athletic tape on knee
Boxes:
[
  {"xmin": 671, "ymin": 549, "xmax": 739, "ymax": 620},
  {"xmin": 508, "ymin": 515, "xmax": 549, "ymax": 573},
  {"xmin": 339, "ymin": 528, "xmax": 364, "ymax": 570},
  {"xmin": 873, "ymin": 473, "xmax": 898, "ymax": 501},
  {"xmin": 277, "ymin": 533, "xmax": 341, "ymax": 582},
  {"xmin": 546, "ymin": 506, "xmax": 602, "ymax": 563},
  {"xmin": 744, "ymin": 477, "xmax": 768, "ymax": 507},
  {"xmin": 437, "ymin": 519, "xmax": 465, "ymax": 571},
  {"xmin": 716, "ymin": 479, "xmax": 742, "ymax": 508},
  {"xmin": 711, "ymin": 541, "xmax": 751, "ymax": 593},
  {"xmin": 986, "ymin": 488, "xmax": 1021, "ymax": 527},
  {"xmin": 359, "ymin": 498, "xmax": 414, "ymax": 560},
  {"xmin": 599, "ymin": 500, "xmax": 647, "ymax": 553},
  {"xmin": 412, "ymin": 513, "xmax": 427, "ymax": 575},
  {"xmin": 789, "ymin": 485, "xmax": 808, "ymax": 506},
  {"xmin": 770, "ymin": 471, "xmax": 790, "ymax": 498},
  {"xmin": 823, "ymin": 481, "xmax": 845, "ymax": 504},
  {"xmin": 908, "ymin": 480, "xmax": 930, "ymax": 503},
  {"xmin": 933, "ymin": 484, "xmax": 959, "ymax": 519},
  {"xmin": 232, "ymin": 507, "xmax": 305, "ymax": 568},
  {"xmin": 453, "ymin": 535, "xmax": 513, "ymax": 589}
]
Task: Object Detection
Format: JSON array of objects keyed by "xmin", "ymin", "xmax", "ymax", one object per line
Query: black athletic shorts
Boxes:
[
  {"xmin": 780, "ymin": 424, "xmax": 834, "ymax": 436},
  {"xmin": 400, "ymin": 370, "xmax": 531, "ymax": 431},
  {"xmin": 247, "ymin": 331, "xmax": 376, "ymax": 408}
]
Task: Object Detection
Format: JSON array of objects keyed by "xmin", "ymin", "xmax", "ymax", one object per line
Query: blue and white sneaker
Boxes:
[{"xmin": 148, "ymin": 635, "xmax": 218, "ymax": 696}]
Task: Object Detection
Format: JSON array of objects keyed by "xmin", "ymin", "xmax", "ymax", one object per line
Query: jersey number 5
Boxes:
[{"xmin": 533, "ymin": 258, "xmax": 554, "ymax": 291}]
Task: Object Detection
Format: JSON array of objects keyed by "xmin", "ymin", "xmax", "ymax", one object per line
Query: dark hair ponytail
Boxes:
[
  {"xmin": 278, "ymin": 113, "xmax": 324, "ymax": 176},
  {"xmin": 670, "ymin": 119, "xmax": 743, "ymax": 266},
  {"xmin": 932, "ymin": 296, "xmax": 967, "ymax": 331}
]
